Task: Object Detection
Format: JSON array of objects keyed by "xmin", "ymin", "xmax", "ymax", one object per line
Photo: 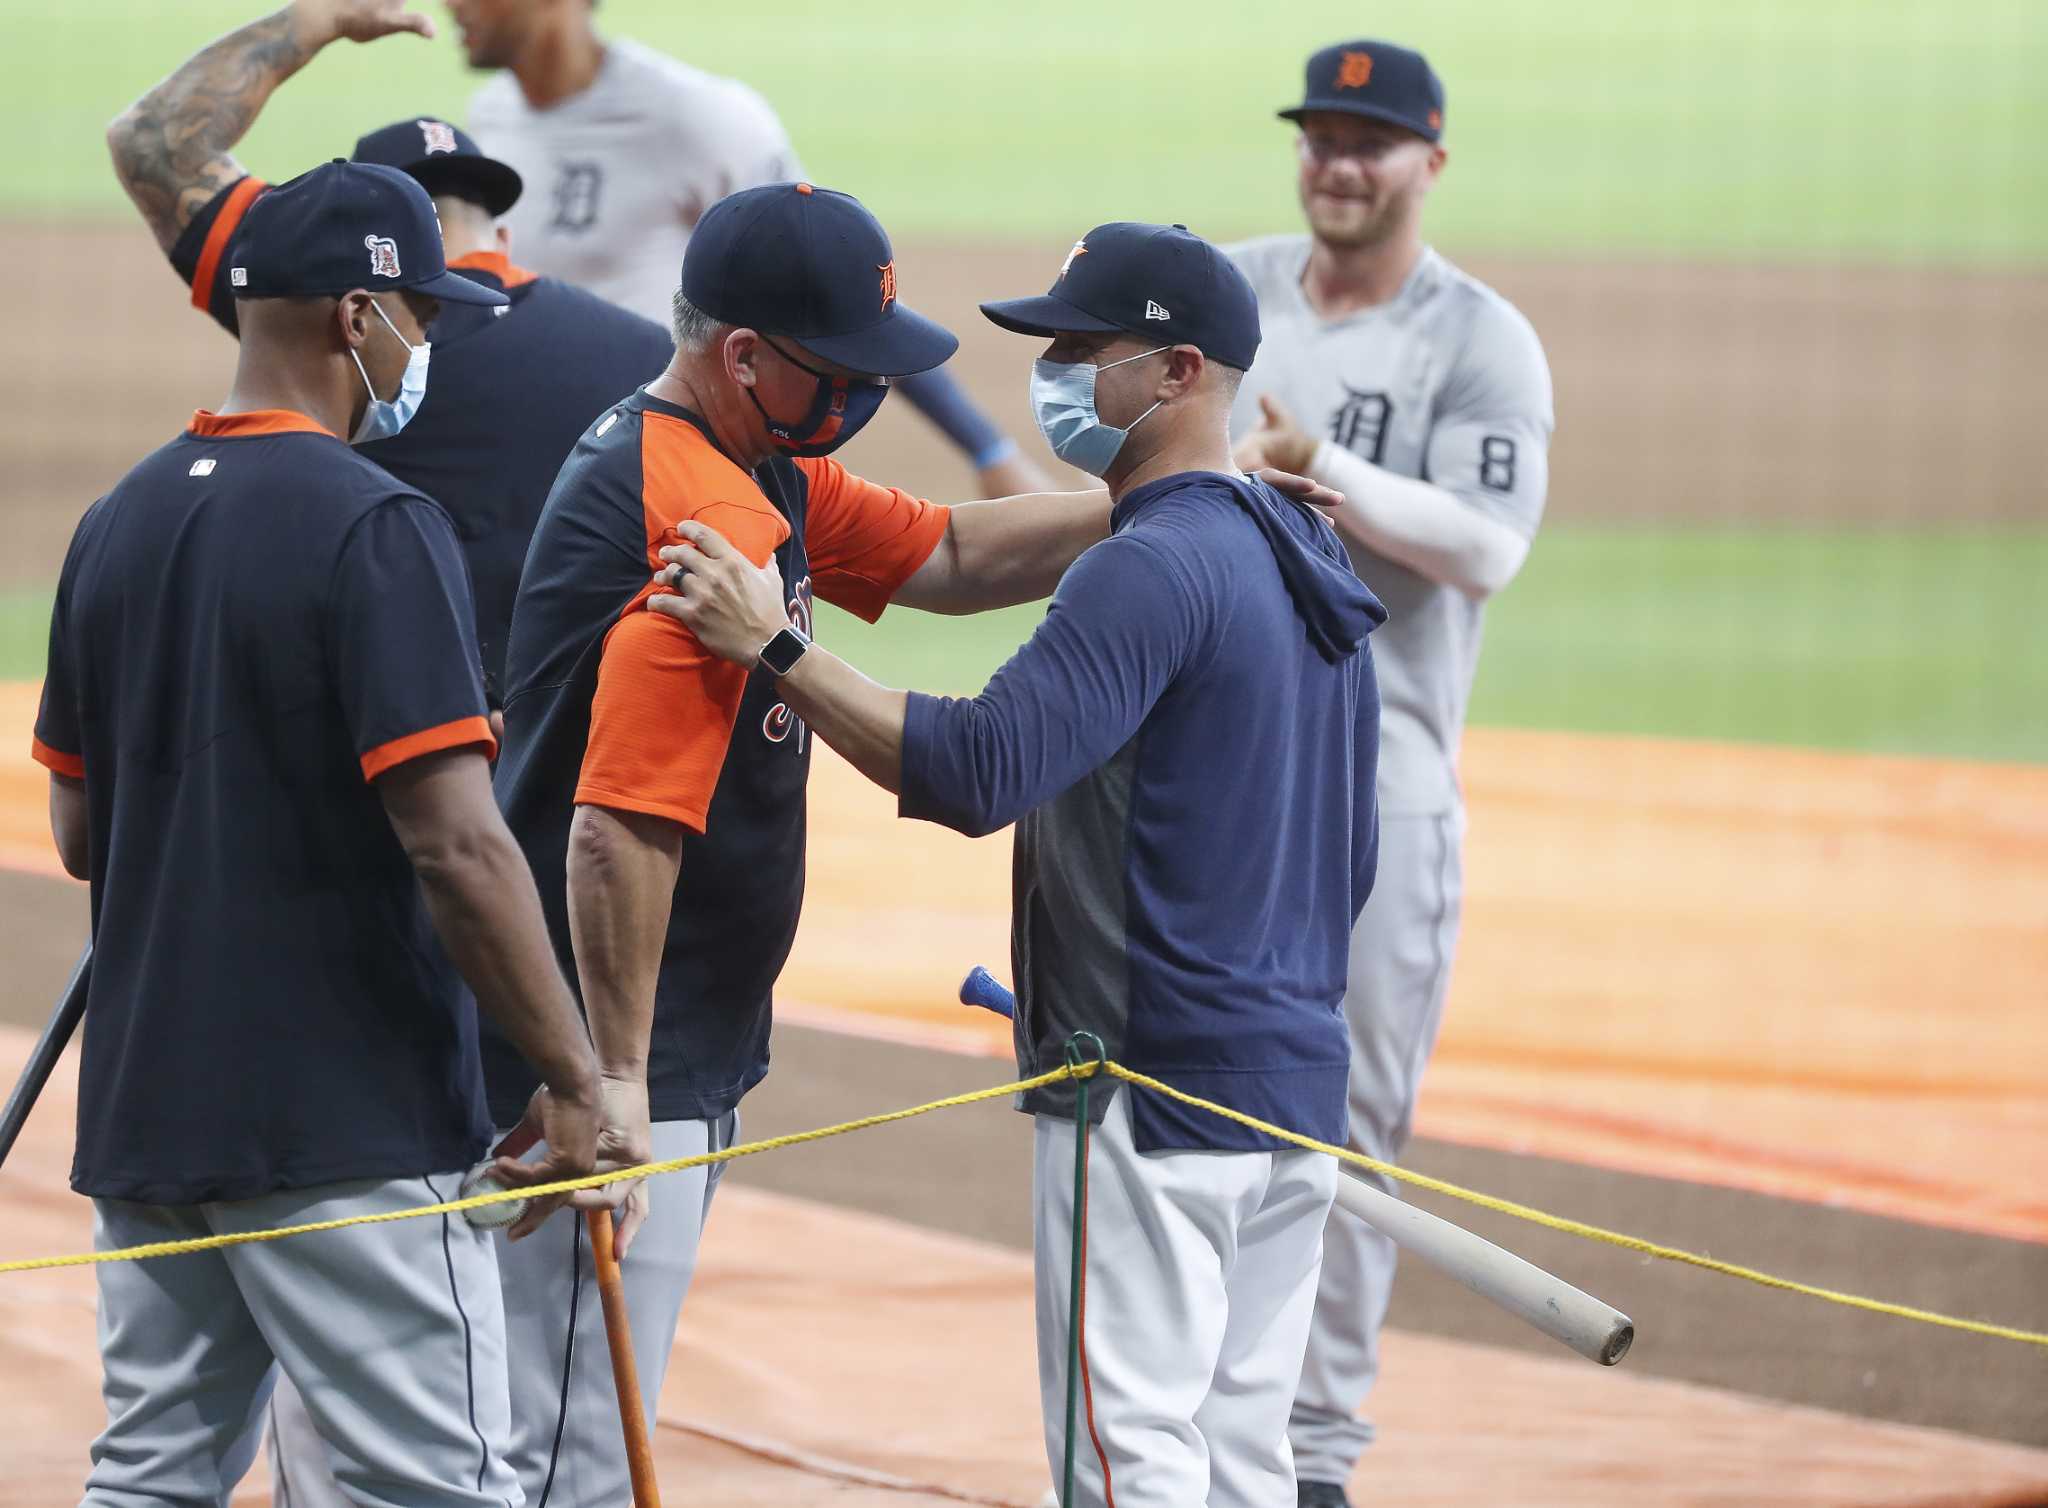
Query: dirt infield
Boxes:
[
  {"xmin": 4, "ymin": 216, "xmax": 2046, "ymax": 1498},
  {"xmin": 4, "ymin": 1029, "xmax": 2046, "ymax": 1505},
  {"xmin": 5, "ymin": 221, "xmax": 2046, "ymax": 589}
]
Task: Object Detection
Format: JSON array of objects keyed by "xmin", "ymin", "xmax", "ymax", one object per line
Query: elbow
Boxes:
[
  {"xmin": 1456, "ymin": 533, "xmax": 1532, "ymax": 602},
  {"xmin": 403, "ymin": 816, "xmax": 509, "ymax": 899},
  {"xmin": 56, "ymin": 834, "xmax": 89, "ymax": 883},
  {"xmin": 105, "ymin": 107, "xmax": 144, "ymax": 180},
  {"xmin": 948, "ymin": 807, "xmax": 1011, "ymax": 841}
]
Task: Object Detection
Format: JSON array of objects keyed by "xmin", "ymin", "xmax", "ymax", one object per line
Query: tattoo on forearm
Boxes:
[{"xmin": 106, "ymin": 7, "xmax": 318, "ymax": 251}]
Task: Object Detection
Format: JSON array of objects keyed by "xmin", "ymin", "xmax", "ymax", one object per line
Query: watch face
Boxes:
[{"xmin": 760, "ymin": 625, "xmax": 810, "ymax": 676}]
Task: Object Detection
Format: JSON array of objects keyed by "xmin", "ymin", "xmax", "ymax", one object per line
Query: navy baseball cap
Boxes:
[
  {"xmin": 228, "ymin": 160, "xmax": 508, "ymax": 307},
  {"xmin": 351, "ymin": 116, "xmax": 523, "ymax": 217},
  {"xmin": 1280, "ymin": 40, "xmax": 1445, "ymax": 142},
  {"xmin": 680, "ymin": 182, "xmax": 958, "ymax": 378},
  {"xmin": 980, "ymin": 222, "xmax": 1261, "ymax": 371}
]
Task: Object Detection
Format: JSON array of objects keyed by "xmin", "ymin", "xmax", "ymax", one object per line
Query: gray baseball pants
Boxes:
[
  {"xmin": 1288, "ymin": 810, "xmax": 1466, "ymax": 1488},
  {"xmin": 81, "ymin": 1171, "xmax": 520, "ymax": 1508},
  {"xmin": 268, "ymin": 1114, "xmax": 731, "ymax": 1508}
]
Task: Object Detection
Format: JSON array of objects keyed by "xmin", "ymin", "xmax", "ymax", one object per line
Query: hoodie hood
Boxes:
[{"xmin": 1211, "ymin": 474, "xmax": 1387, "ymax": 661}]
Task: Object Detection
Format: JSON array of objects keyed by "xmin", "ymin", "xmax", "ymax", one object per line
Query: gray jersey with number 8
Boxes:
[{"xmin": 1228, "ymin": 237, "xmax": 1554, "ymax": 816}]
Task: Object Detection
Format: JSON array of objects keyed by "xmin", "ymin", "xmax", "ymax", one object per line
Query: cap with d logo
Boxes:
[
  {"xmin": 1280, "ymin": 40, "xmax": 1445, "ymax": 142},
  {"xmin": 680, "ymin": 182, "xmax": 958, "ymax": 378},
  {"xmin": 227, "ymin": 159, "xmax": 508, "ymax": 308},
  {"xmin": 351, "ymin": 117, "xmax": 523, "ymax": 217},
  {"xmin": 979, "ymin": 221, "xmax": 1261, "ymax": 371}
]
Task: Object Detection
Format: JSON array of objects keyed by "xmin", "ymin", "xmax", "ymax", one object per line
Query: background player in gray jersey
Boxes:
[
  {"xmin": 450, "ymin": 0, "xmax": 1052, "ymax": 500},
  {"xmin": 1229, "ymin": 40, "xmax": 1554, "ymax": 1507}
]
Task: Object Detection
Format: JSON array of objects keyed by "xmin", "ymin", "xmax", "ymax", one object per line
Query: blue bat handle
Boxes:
[{"xmin": 959, "ymin": 965, "xmax": 1015, "ymax": 1020}]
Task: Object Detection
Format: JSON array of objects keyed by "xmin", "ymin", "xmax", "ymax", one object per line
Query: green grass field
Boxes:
[
  {"xmin": 810, "ymin": 526, "xmax": 2048, "ymax": 764},
  {"xmin": 2, "ymin": 0, "xmax": 2043, "ymax": 260},
  {"xmin": 3, "ymin": 2, "xmax": 2041, "ymax": 764},
  {"xmin": 16, "ymin": 528, "xmax": 2036, "ymax": 762}
]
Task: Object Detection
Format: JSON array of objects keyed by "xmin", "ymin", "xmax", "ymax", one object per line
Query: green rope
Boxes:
[{"xmin": 1062, "ymin": 1031, "xmax": 1106, "ymax": 1508}]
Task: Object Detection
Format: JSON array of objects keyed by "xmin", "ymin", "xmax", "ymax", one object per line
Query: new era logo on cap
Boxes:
[
  {"xmin": 418, "ymin": 119, "xmax": 458, "ymax": 155},
  {"xmin": 1144, "ymin": 300, "xmax": 1171, "ymax": 321},
  {"xmin": 230, "ymin": 267, "xmax": 248, "ymax": 287}
]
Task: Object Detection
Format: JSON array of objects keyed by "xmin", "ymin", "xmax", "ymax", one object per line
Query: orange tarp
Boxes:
[
  {"xmin": 1, "ymin": 1027, "xmax": 2045, "ymax": 1505},
  {"xmin": 3, "ymin": 680, "xmax": 2042, "ymax": 1239}
]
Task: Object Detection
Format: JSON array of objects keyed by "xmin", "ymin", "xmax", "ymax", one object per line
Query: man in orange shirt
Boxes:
[{"xmin": 482, "ymin": 181, "xmax": 1110, "ymax": 1504}]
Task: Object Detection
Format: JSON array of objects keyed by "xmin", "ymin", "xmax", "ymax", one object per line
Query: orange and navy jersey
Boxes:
[
  {"xmin": 486, "ymin": 389, "xmax": 948, "ymax": 1124},
  {"xmin": 168, "ymin": 175, "xmax": 674, "ymax": 697},
  {"xmin": 32, "ymin": 411, "xmax": 498, "ymax": 1204}
]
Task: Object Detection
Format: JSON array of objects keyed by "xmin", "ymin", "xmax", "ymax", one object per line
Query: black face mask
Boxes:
[{"xmin": 747, "ymin": 338, "xmax": 889, "ymax": 458}]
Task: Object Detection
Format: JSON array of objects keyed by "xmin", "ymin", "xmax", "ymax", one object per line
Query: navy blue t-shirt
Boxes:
[
  {"xmin": 170, "ymin": 176, "xmax": 674, "ymax": 697},
  {"xmin": 33, "ymin": 411, "xmax": 500, "ymax": 1203}
]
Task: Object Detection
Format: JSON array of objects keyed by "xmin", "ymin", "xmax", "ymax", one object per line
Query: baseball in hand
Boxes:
[{"xmin": 460, "ymin": 1162, "xmax": 529, "ymax": 1230}]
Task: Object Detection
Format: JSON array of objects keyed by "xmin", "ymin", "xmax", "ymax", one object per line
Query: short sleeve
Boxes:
[
  {"xmin": 794, "ymin": 457, "xmax": 950, "ymax": 622},
  {"xmin": 32, "ymin": 575, "xmax": 83, "ymax": 780},
  {"xmin": 1425, "ymin": 300, "xmax": 1554, "ymax": 537},
  {"xmin": 329, "ymin": 497, "xmax": 496, "ymax": 781},
  {"xmin": 167, "ymin": 176, "xmax": 267, "ymax": 337},
  {"xmin": 574, "ymin": 499, "xmax": 789, "ymax": 832}
]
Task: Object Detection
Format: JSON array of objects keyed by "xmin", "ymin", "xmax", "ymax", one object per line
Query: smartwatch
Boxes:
[{"xmin": 757, "ymin": 624, "xmax": 812, "ymax": 677}]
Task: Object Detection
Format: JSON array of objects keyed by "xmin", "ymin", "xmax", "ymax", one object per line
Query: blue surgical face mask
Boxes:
[
  {"xmin": 349, "ymin": 300, "xmax": 430, "ymax": 445},
  {"xmin": 1029, "ymin": 345, "xmax": 1169, "ymax": 477}
]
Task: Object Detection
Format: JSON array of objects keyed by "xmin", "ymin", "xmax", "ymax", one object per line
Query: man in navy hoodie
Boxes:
[{"xmin": 651, "ymin": 222, "xmax": 1386, "ymax": 1507}]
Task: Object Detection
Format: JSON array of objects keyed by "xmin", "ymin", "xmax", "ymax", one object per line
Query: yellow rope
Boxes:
[
  {"xmin": 0, "ymin": 1065, "xmax": 1075, "ymax": 1275},
  {"xmin": 5, "ymin": 1056, "xmax": 2044, "ymax": 1353},
  {"xmin": 1098, "ymin": 1062, "xmax": 2048, "ymax": 1349}
]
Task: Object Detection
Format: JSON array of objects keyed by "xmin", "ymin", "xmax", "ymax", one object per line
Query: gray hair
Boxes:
[{"xmin": 670, "ymin": 288, "xmax": 725, "ymax": 355}]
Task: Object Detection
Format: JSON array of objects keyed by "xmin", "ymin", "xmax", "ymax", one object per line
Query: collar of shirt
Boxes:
[{"xmin": 188, "ymin": 409, "xmax": 336, "ymax": 439}]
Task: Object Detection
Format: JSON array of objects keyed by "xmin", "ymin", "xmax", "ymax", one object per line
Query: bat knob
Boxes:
[{"xmin": 959, "ymin": 965, "xmax": 1016, "ymax": 1020}]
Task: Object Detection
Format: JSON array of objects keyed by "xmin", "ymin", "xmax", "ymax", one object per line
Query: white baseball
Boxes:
[{"xmin": 459, "ymin": 1164, "xmax": 529, "ymax": 1230}]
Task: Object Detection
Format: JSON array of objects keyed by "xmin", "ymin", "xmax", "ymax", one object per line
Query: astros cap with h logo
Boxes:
[
  {"xmin": 1280, "ymin": 39, "xmax": 1446, "ymax": 142},
  {"xmin": 978, "ymin": 221, "xmax": 1262, "ymax": 371},
  {"xmin": 226, "ymin": 159, "xmax": 508, "ymax": 308}
]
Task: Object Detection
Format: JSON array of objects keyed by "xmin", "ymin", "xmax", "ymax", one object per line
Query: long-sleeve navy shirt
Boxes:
[{"xmin": 901, "ymin": 469, "xmax": 1387, "ymax": 1152}]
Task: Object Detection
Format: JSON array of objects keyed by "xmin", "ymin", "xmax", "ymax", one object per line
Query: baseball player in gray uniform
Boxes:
[
  {"xmin": 1229, "ymin": 41, "xmax": 1554, "ymax": 1507},
  {"xmin": 449, "ymin": 0, "xmax": 1051, "ymax": 500}
]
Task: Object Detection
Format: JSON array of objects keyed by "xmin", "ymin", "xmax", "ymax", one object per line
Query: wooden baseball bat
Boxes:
[
  {"xmin": 1332, "ymin": 1171, "xmax": 1634, "ymax": 1366},
  {"xmin": 0, "ymin": 944, "xmax": 90, "ymax": 1172},
  {"xmin": 957, "ymin": 967, "xmax": 1635, "ymax": 1367},
  {"xmin": 587, "ymin": 1209, "xmax": 663, "ymax": 1506}
]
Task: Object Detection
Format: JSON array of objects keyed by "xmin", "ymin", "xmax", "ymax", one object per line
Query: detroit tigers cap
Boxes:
[
  {"xmin": 1280, "ymin": 39, "xmax": 1445, "ymax": 142},
  {"xmin": 680, "ymin": 182, "xmax": 958, "ymax": 378},
  {"xmin": 228, "ymin": 160, "xmax": 509, "ymax": 307},
  {"xmin": 351, "ymin": 116, "xmax": 523, "ymax": 217},
  {"xmin": 980, "ymin": 222, "xmax": 1261, "ymax": 371}
]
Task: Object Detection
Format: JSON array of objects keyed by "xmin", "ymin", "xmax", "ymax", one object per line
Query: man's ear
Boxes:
[
  {"xmin": 336, "ymin": 290, "xmax": 375, "ymax": 350},
  {"xmin": 1163, "ymin": 345, "xmax": 1207, "ymax": 398},
  {"xmin": 723, "ymin": 327, "xmax": 761, "ymax": 389}
]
